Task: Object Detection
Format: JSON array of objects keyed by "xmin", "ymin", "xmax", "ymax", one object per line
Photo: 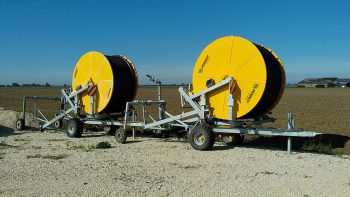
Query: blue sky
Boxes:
[{"xmin": 0, "ymin": 0, "xmax": 349, "ymax": 85}]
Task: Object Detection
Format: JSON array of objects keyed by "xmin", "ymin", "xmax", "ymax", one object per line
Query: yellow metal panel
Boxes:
[
  {"xmin": 72, "ymin": 51, "xmax": 114, "ymax": 114},
  {"xmin": 192, "ymin": 36, "xmax": 268, "ymax": 119}
]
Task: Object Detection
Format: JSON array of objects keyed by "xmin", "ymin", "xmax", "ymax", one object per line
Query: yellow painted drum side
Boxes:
[
  {"xmin": 72, "ymin": 51, "xmax": 114, "ymax": 114},
  {"xmin": 192, "ymin": 36, "xmax": 276, "ymax": 119}
]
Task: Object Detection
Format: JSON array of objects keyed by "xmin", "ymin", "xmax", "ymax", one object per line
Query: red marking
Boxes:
[
  {"xmin": 230, "ymin": 80, "xmax": 236, "ymax": 94},
  {"xmin": 88, "ymin": 85, "xmax": 97, "ymax": 96}
]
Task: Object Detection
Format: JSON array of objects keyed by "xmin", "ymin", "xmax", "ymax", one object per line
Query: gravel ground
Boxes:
[{"xmin": 1, "ymin": 129, "xmax": 350, "ymax": 197}]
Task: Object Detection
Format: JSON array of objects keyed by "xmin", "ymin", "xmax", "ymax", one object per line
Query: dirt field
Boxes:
[{"xmin": 0, "ymin": 87, "xmax": 349, "ymax": 153}]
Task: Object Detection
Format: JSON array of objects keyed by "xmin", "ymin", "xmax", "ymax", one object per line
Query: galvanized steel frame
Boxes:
[{"xmin": 19, "ymin": 76, "xmax": 320, "ymax": 153}]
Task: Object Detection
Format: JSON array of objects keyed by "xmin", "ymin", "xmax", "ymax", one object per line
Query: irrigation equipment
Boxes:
[{"xmin": 17, "ymin": 36, "xmax": 320, "ymax": 153}]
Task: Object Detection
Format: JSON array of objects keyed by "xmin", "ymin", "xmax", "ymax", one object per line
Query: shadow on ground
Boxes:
[
  {"xmin": 27, "ymin": 127, "xmax": 350, "ymax": 154},
  {"xmin": 81, "ymin": 133, "xmax": 106, "ymax": 138},
  {"xmin": 0, "ymin": 125, "xmax": 21, "ymax": 137},
  {"xmin": 244, "ymin": 134, "xmax": 350, "ymax": 152}
]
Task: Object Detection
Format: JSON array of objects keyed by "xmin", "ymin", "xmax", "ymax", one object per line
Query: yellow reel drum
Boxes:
[
  {"xmin": 192, "ymin": 36, "xmax": 285, "ymax": 119},
  {"xmin": 72, "ymin": 51, "xmax": 138, "ymax": 114}
]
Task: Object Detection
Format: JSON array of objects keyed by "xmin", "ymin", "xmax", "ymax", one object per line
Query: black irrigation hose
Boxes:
[{"xmin": 102, "ymin": 55, "xmax": 137, "ymax": 113}]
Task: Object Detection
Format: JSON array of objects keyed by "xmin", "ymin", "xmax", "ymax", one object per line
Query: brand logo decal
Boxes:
[
  {"xmin": 198, "ymin": 55, "xmax": 210, "ymax": 73},
  {"xmin": 246, "ymin": 84, "xmax": 259, "ymax": 103}
]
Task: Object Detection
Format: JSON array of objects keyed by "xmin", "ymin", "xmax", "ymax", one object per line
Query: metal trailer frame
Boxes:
[
  {"xmin": 17, "ymin": 76, "xmax": 320, "ymax": 153},
  {"xmin": 17, "ymin": 84, "xmax": 91, "ymax": 131},
  {"xmin": 20, "ymin": 96, "xmax": 61, "ymax": 126},
  {"xmin": 17, "ymin": 96, "xmax": 62, "ymax": 131}
]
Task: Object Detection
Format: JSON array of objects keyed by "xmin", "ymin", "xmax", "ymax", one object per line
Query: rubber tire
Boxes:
[
  {"xmin": 222, "ymin": 134, "xmax": 244, "ymax": 145},
  {"xmin": 115, "ymin": 128, "xmax": 127, "ymax": 144},
  {"xmin": 16, "ymin": 119, "xmax": 24, "ymax": 131},
  {"xmin": 153, "ymin": 130, "xmax": 164, "ymax": 138},
  {"xmin": 54, "ymin": 120, "xmax": 63, "ymax": 129},
  {"xmin": 189, "ymin": 124, "xmax": 215, "ymax": 151},
  {"xmin": 66, "ymin": 118, "xmax": 83, "ymax": 138},
  {"xmin": 104, "ymin": 125, "xmax": 119, "ymax": 135}
]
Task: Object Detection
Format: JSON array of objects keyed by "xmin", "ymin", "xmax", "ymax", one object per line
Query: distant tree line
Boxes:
[{"xmin": 0, "ymin": 82, "xmax": 56, "ymax": 87}]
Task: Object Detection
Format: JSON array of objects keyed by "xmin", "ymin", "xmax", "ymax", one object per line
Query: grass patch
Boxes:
[
  {"xmin": 27, "ymin": 154, "xmax": 69, "ymax": 160},
  {"xmin": 67, "ymin": 141, "xmax": 115, "ymax": 151},
  {"xmin": 182, "ymin": 164, "xmax": 201, "ymax": 169},
  {"xmin": 13, "ymin": 138, "xmax": 31, "ymax": 142},
  {"xmin": 301, "ymin": 143, "xmax": 334, "ymax": 155},
  {"xmin": 91, "ymin": 141, "xmax": 112, "ymax": 149},
  {"xmin": 42, "ymin": 154, "xmax": 68, "ymax": 160},
  {"xmin": 67, "ymin": 144, "xmax": 92, "ymax": 152},
  {"xmin": 67, "ymin": 144, "xmax": 85, "ymax": 150},
  {"xmin": 0, "ymin": 141, "xmax": 18, "ymax": 149},
  {"xmin": 0, "ymin": 152, "xmax": 6, "ymax": 159},
  {"xmin": 26, "ymin": 154, "xmax": 42, "ymax": 159},
  {"xmin": 47, "ymin": 139, "xmax": 67, "ymax": 142}
]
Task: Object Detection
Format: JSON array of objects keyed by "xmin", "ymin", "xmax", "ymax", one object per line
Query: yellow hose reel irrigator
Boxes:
[
  {"xmin": 192, "ymin": 36, "xmax": 285, "ymax": 120},
  {"xmin": 72, "ymin": 51, "xmax": 138, "ymax": 114}
]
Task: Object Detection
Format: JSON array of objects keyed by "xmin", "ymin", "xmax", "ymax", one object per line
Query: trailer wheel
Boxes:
[
  {"xmin": 222, "ymin": 134, "xmax": 244, "ymax": 145},
  {"xmin": 54, "ymin": 120, "xmax": 63, "ymax": 129},
  {"xmin": 153, "ymin": 130, "xmax": 164, "ymax": 138},
  {"xmin": 66, "ymin": 118, "xmax": 83, "ymax": 138},
  {"xmin": 115, "ymin": 128, "xmax": 127, "ymax": 144},
  {"xmin": 189, "ymin": 124, "xmax": 214, "ymax": 151},
  {"xmin": 16, "ymin": 119, "xmax": 25, "ymax": 131},
  {"xmin": 104, "ymin": 125, "xmax": 119, "ymax": 135}
]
